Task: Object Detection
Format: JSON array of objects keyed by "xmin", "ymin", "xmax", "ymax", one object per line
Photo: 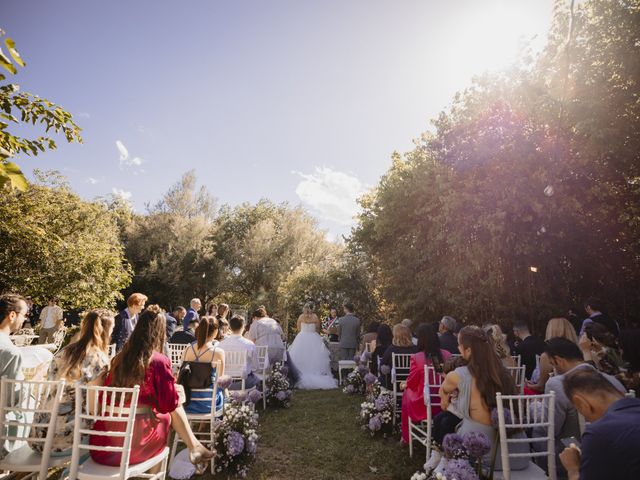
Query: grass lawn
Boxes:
[{"xmin": 204, "ymin": 389, "xmax": 424, "ymax": 480}]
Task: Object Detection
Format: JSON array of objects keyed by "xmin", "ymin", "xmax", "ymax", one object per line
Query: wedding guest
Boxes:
[
  {"xmin": 580, "ymin": 296, "xmax": 620, "ymax": 337},
  {"xmin": 173, "ymin": 306, "xmax": 187, "ymax": 325},
  {"xmin": 401, "ymin": 318, "xmax": 417, "ymax": 345},
  {"xmin": 91, "ymin": 305, "xmax": 214, "ymax": 471},
  {"xmin": 322, "ymin": 308, "xmax": 339, "ymax": 341},
  {"xmin": 371, "ymin": 323, "xmax": 392, "ymax": 376},
  {"xmin": 164, "ymin": 308, "xmax": 177, "ymax": 342},
  {"xmin": 246, "ymin": 306, "xmax": 285, "ymax": 364},
  {"xmin": 31, "ymin": 309, "xmax": 115, "ymax": 454},
  {"xmin": 219, "ymin": 315, "xmax": 260, "ymax": 390},
  {"xmin": 216, "ymin": 303, "xmax": 230, "ymax": 340},
  {"xmin": 438, "ymin": 315, "xmax": 459, "ymax": 354},
  {"xmin": 379, "ymin": 324, "xmax": 418, "ymax": 387},
  {"xmin": 559, "ymin": 367, "xmax": 640, "ymax": 480},
  {"xmin": 337, "ymin": 302, "xmax": 361, "ymax": 361},
  {"xmin": 182, "ymin": 298, "xmax": 202, "ymax": 330},
  {"xmin": 359, "ymin": 321, "xmax": 380, "ymax": 355},
  {"xmin": 170, "ymin": 317, "xmax": 198, "ymax": 344},
  {"xmin": 111, "ymin": 292, "xmax": 147, "ymax": 352},
  {"xmin": 484, "ymin": 324, "xmax": 515, "ymax": 367},
  {"xmin": 38, "ymin": 297, "xmax": 64, "ymax": 344},
  {"xmin": 400, "ymin": 323, "xmax": 452, "ymax": 443},
  {"xmin": 180, "ymin": 315, "xmax": 225, "ymax": 413},
  {"xmin": 206, "ymin": 302, "xmax": 218, "ymax": 317},
  {"xmin": 512, "ymin": 319, "xmax": 545, "ymax": 379}
]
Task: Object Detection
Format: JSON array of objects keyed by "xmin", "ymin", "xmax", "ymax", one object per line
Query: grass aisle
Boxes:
[{"xmin": 236, "ymin": 389, "xmax": 423, "ymax": 480}]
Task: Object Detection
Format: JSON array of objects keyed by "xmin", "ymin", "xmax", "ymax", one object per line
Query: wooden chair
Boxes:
[{"xmin": 0, "ymin": 377, "xmax": 67, "ymax": 479}]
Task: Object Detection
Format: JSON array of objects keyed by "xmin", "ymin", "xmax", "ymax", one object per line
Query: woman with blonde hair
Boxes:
[
  {"xmin": 484, "ymin": 324, "xmax": 515, "ymax": 367},
  {"xmin": 32, "ymin": 308, "xmax": 115, "ymax": 454},
  {"xmin": 379, "ymin": 323, "xmax": 418, "ymax": 387},
  {"xmin": 527, "ymin": 317, "xmax": 579, "ymax": 392}
]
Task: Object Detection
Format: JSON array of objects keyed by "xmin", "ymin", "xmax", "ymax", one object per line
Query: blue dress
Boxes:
[{"xmin": 183, "ymin": 344, "xmax": 224, "ymax": 414}]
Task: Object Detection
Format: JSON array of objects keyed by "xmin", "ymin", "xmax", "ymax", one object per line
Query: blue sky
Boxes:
[{"xmin": 3, "ymin": 0, "xmax": 555, "ymax": 238}]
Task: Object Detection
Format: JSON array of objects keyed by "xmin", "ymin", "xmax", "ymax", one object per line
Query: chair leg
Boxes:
[
  {"xmin": 170, "ymin": 430, "xmax": 180, "ymax": 463},
  {"xmin": 339, "ymin": 368, "xmax": 343, "ymax": 385},
  {"xmin": 408, "ymin": 418, "xmax": 414, "ymax": 458},
  {"xmin": 159, "ymin": 453, "xmax": 169, "ymax": 480}
]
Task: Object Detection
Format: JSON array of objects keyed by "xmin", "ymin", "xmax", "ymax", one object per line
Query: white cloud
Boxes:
[
  {"xmin": 86, "ymin": 177, "xmax": 98, "ymax": 184},
  {"xmin": 77, "ymin": 112, "xmax": 91, "ymax": 119},
  {"xmin": 294, "ymin": 167, "xmax": 367, "ymax": 225},
  {"xmin": 111, "ymin": 188, "xmax": 132, "ymax": 201},
  {"xmin": 116, "ymin": 140, "xmax": 144, "ymax": 170}
]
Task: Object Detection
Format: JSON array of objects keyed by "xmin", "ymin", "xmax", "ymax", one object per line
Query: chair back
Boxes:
[
  {"xmin": 511, "ymin": 354, "xmax": 521, "ymax": 368},
  {"xmin": 22, "ymin": 362, "xmax": 52, "ymax": 381},
  {"xmin": 190, "ymin": 361, "xmax": 222, "ymax": 417},
  {"xmin": 506, "ymin": 365, "xmax": 526, "ymax": 394},
  {"xmin": 225, "ymin": 350, "xmax": 249, "ymax": 379},
  {"xmin": 52, "ymin": 327, "xmax": 68, "ymax": 352},
  {"xmin": 391, "ymin": 353, "xmax": 412, "ymax": 383},
  {"xmin": 0, "ymin": 377, "xmax": 66, "ymax": 479},
  {"xmin": 69, "ymin": 383, "xmax": 141, "ymax": 480},
  {"xmin": 168, "ymin": 343, "xmax": 189, "ymax": 369},
  {"xmin": 495, "ymin": 391, "xmax": 557, "ymax": 480},
  {"xmin": 255, "ymin": 346, "xmax": 269, "ymax": 374},
  {"xmin": 423, "ymin": 365, "xmax": 444, "ymax": 420}
]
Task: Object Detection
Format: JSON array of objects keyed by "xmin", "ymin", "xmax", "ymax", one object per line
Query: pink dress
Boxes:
[
  {"xmin": 401, "ymin": 349, "xmax": 452, "ymax": 443},
  {"xmin": 90, "ymin": 352, "xmax": 179, "ymax": 466}
]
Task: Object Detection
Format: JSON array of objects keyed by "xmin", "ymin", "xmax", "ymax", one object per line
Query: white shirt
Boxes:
[
  {"xmin": 219, "ymin": 333, "xmax": 257, "ymax": 376},
  {"xmin": 40, "ymin": 305, "xmax": 63, "ymax": 329}
]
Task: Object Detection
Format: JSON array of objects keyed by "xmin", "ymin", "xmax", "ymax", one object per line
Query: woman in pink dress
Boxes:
[
  {"xmin": 90, "ymin": 305, "xmax": 214, "ymax": 471},
  {"xmin": 401, "ymin": 322, "xmax": 452, "ymax": 443}
]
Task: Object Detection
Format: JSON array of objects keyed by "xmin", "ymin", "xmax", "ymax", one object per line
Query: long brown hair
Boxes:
[
  {"xmin": 459, "ymin": 326, "xmax": 517, "ymax": 410},
  {"xmin": 110, "ymin": 304, "xmax": 166, "ymax": 387},
  {"xmin": 59, "ymin": 308, "xmax": 114, "ymax": 381},
  {"xmin": 196, "ymin": 315, "xmax": 219, "ymax": 349}
]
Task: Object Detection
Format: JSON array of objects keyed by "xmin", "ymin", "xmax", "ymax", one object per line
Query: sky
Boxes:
[{"xmin": 3, "ymin": 0, "xmax": 556, "ymax": 238}]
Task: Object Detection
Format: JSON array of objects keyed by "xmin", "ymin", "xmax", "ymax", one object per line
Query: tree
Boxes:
[
  {"xmin": 0, "ymin": 29, "xmax": 82, "ymax": 190},
  {"xmin": 0, "ymin": 171, "xmax": 132, "ymax": 308}
]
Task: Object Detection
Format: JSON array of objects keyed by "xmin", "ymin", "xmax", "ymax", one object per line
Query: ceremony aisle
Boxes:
[{"xmin": 225, "ymin": 389, "xmax": 423, "ymax": 480}]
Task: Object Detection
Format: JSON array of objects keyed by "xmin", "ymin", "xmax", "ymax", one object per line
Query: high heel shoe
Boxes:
[{"xmin": 189, "ymin": 445, "xmax": 215, "ymax": 475}]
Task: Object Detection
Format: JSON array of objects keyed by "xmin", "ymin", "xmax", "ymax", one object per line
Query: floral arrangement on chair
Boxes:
[
  {"xmin": 265, "ymin": 362, "xmax": 292, "ymax": 408},
  {"xmin": 213, "ymin": 400, "xmax": 259, "ymax": 478},
  {"xmin": 359, "ymin": 388, "xmax": 395, "ymax": 437},
  {"xmin": 343, "ymin": 354, "xmax": 371, "ymax": 394}
]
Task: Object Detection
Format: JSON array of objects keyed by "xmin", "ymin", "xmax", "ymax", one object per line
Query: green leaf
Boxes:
[
  {"xmin": 0, "ymin": 161, "xmax": 28, "ymax": 190},
  {"xmin": 0, "ymin": 48, "xmax": 16, "ymax": 75},
  {"xmin": 4, "ymin": 38, "xmax": 25, "ymax": 67}
]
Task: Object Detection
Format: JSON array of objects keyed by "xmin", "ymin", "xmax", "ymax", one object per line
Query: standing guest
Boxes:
[
  {"xmin": 31, "ymin": 309, "xmax": 115, "ymax": 454},
  {"xmin": 337, "ymin": 302, "xmax": 361, "ymax": 361},
  {"xmin": 527, "ymin": 317, "xmax": 579, "ymax": 392},
  {"xmin": 219, "ymin": 315, "xmax": 260, "ymax": 390},
  {"xmin": 379, "ymin": 324, "xmax": 418, "ymax": 387},
  {"xmin": 484, "ymin": 324, "xmax": 515, "ymax": 367},
  {"xmin": 400, "ymin": 323, "xmax": 452, "ymax": 443},
  {"xmin": 438, "ymin": 316, "xmax": 459, "ymax": 355},
  {"xmin": 0, "ymin": 293, "xmax": 29, "ymax": 458},
  {"xmin": 323, "ymin": 307, "xmax": 339, "ymax": 341},
  {"xmin": 91, "ymin": 305, "xmax": 214, "ymax": 471},
  {"xmin": 567, "ymin": 307, "xmax": 582, "ymax": 337},
  {"xmin": 371, "ymin": 323, "xmax": 393, "ymax": 376},
  {"xmin": 512, "ymin": 320, "xmax": 545, "ymax": 379},
  {"xmin": 24, "ymin": 296, "xmax": 36, "ymax": 328},
  {"xmin": 246, "ymin": 306, "xmax": 285, "ymax": 364},
  {"xmin": 359, "ymin": 321, "xmax": 380, "ymax": 355},
  {"xmin": 173, "ymin": 306, "xmax": 187, "ymax": 326},
  {"xmin": 206, "ymin": 302, "xmax": 218, "ymax": 317},
  {"xmin": 164, "ymin": 308, "xmax": 177, "ymax": 342},
  {"xmin": 170, "ymin": 318, "xmax": 199, "ymax": 344},
  {"xmin": 559, "ymin": 368, "xmax": 640, "ymax": 480},
  {"xmin": 580, "ymin": 297, "xmax": 620, "ymax": 337},
  {"xmin": 182, "ymin": 298, "xmax": 202, "ymax": 330},
  {"xmin": 216, "ymin": 303, "xmax": 230, "ymax": 341},
  {"xmin": 111, "ymin": 293, "xmax": 147, "ymax": 352},
  {"xmin": 38, "ymin": 297, "xmax": 64, "ymax": 344}
]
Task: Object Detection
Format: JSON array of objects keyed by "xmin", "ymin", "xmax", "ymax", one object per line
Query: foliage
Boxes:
[
  {"xmin": 0, "ymin": 171, "xmax": 132, "ymax": 308},
  {"xmin": 0, "ymin": 30, "xmax": 82, "ymax": 190},
  {"xmin": 351, "ymin": 0, "xmax": 640, "ymax": 330}
]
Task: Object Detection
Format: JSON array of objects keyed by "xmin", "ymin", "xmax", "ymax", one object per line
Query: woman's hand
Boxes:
[{"xmin": 579, "ymin": 333, "xmax": 594, "ymax": 361}]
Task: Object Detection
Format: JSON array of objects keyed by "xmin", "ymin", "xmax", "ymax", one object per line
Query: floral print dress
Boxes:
[{"xmin": 31, "ymin": 348, "xmax": 110, "ymax": 454}]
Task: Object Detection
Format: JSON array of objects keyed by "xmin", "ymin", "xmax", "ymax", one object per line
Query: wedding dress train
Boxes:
[{"xmin": 288, "ymin": 323, "xmax": 337, "ymax": 389}]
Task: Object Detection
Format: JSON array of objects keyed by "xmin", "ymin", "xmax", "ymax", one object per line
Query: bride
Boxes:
[{"xmin": 288, "ymin": 303, "xmax": 338, "ymax": 389}]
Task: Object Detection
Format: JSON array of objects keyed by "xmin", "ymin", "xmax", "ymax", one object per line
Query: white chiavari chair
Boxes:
[
  {"xmin": 225, "ymin": 350, "xmax": 254, "ymax": 399},
  {"xmin": 408, "ymin": 365, "xmax": 445, "ymax": 460},
  {"xmin": 254, "ymin": 346, "xmax": 269, "ymax": 409},
  {"xmin": 391, "ymin": 353, "xmax": 413, "ymax": 425},
  {"xmin": 167, "ymin": 343, "xmax": 189, "ymax": 372},
  {"xmin": 507, "ymin": 365, "xmax": 526, "ymax": 395}
]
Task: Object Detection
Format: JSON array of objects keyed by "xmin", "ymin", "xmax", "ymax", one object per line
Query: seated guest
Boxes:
[
  {"xmin": 170, "ymin": 317, "xmax": 199, "ymax": 344},
  {"xmin": 164, "ymin": 308, "xmax": 177, "ymax": 343},
  {"xmin": 246, "ymin": 306, "xmax": 285, "ymax": 364},
  {"xmin": 401, "ymin": 318, "xmax": 417, "ymax": 345},
  {"xmin": 559, "ymin": 368, "xmax": 640, "ymax": 480},
  {"xmin": 438, "ymin": 316, "xmax": 459, "ymax": 355},
  {"xmin": 400, "ymin": 323, "xmax": 452, "ymax": 443},
  {"xmin": 0, "ymin": 294, "xmax": 29, "ymax": 458},
  {"xmin": 532, "ymin": 338, "xmax": 625, "ymax": 471},
  {"xmin": 173, "ymin": 306, "xmax": 187, "ymax": 326},
  {"xmin": 219, "ymin": 315, "xmax": 260, "ymax": 390},
  {"xmin": 484, "ymin": 324, "xmax": 516, "ymax": 367},
  {"xmin": 91, "ymin": 305, "xmax": 214, "ymax": 471},
  {"xmin": 32, "ymin": 309, "xmax": 115, "ymax": 454},
  {"xmin": 512, "ymin": 319, "xmax": 545, "ymax": 379},
  {"xmin": 359, "ymin": 321, "xmax": 380, "ymax": 355},
  {"xmin": 379, "ymin": 324, "xmax": 418, "ymax": 388},
  {"xmin": 180, "ymin": 316, "xmax": 225, "ymax": 414},
  {"xmin": 371, "ymin": 323, "xmax": 392, "ymax": 376},
  {"xmin": 579, "ymin": 296, "xmax": 620, "ymax": 337}
]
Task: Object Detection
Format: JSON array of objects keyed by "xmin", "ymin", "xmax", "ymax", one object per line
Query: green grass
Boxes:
[{"xmin": 204, "ymin": 389, "xmax": 424, "ymax": 480}]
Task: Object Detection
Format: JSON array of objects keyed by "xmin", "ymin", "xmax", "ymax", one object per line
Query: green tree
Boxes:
[
  {"xmin": 0, "ymin": 30, "xmax": 82, "ymax": 190},
  {"xmin": 0, "ymin": 171, "xmax": 132, "ymax": 308}
]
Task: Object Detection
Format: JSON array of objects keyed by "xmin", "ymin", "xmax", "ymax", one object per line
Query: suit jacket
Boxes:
[
  {"xmin": 338, "ymin": 313, "xmax": 361, "ymax": 349},
  {"xmin": 439, "ymin": 331, "xmax": 459, "ymax": 355},
  {"xmin": 112, "ymin": 308, "xmax": 135, "ymax": 352}
]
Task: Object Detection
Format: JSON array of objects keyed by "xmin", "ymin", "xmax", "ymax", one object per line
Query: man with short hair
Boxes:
[
  {"xmin": 111, "ymin": 292, "xmax": 147, "ymax": 351},
  {"xmin": 513, "ymin": 320, "xmax": 545, "ymax": 379},
  {"xmin": 580, "ymin": 297, "xmax": 620, "ymax": 337},
  {"xmin": 559, "ymin": 368, "xmax": 640, "ymax": 480},
  {"xmin": 170, "ymin": 317, "xmax": 198, "ymax": 344},
  {"xmin": 38, "ymin": 297, "xmax": 64, "ymax": 344},
  {"xmin": 219, "ymin": 315, "xmax": 260, "ymax": 390},
  {"xmin": 438, "ymin": 316, "xmax": 459, "ymax": 354},
  {"xmin": 183, "ymin": 298, "xmax": 202, "ymax": 330},
  {"xmin": 337, "ymin": 302, "xmax": 361, "ymax": 361}
]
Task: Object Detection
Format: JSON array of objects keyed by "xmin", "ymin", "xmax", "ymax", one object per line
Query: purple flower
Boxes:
[
  {"xmin": 217, "ymin": 375, "xmax": 232, "ymax": 390},
  {"xmin": 276, "ymin": 390, "xmax": 288, "ymax": 401},
  {"xmin": 374, "ymin": 395, "xmax": 390, "ymax": 411},
  {"xmin": 380, "ymin": 365, "xmax": 391, "ymax": 376},
  {"xmin": 362, "ymin": 351, "xmax": 372, "ymax": 361},
  {"xmin": 280, "ymin": 365, "xmax": 289, "ymax": 376},
  {"xmin": 442, "ymin": 433, "xmax": 465, "ymax": 459},
  {"xmin": 462, "ymin": 431, "xmax": 491, "ymax": 459},
  {"xmin": 246, "ymin": 439, "xmax": 257, "ymax": 454},
  {"xmin": 353, "ymin": 354, "xmax": 361, "ymax": 363},
  {"xmin": 364, "ymin": 373, "xmax": 377, "ymax": 385},
  {"xmin": 227, "ymin": 431, "xmax": 245, "ymax": 456},
  {"xmin": 443, "ymin": 459, "xmax": 480, "ymax": 480},
  {"xmin": 247, "ymin": 389, "xmax": 262, "ymax": 404},
  {"xmin": 345, "ymin": 384, "xmax": 355, "ymax": 394},
  {"xmin": 230, "ymin": 390, "xmax": 246, "ymax": 403},
  {"xmin": 357, "ymin": 365, "xmax": 368, "ymax": 376},
  {"xmin": 368, "ymin": 414, "xmax": 382, "ymax": 432}
]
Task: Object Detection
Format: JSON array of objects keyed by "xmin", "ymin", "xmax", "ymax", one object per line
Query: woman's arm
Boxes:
[
  {"xmin": 213, "ymin": 349, "xmax": 225, "ymax": 377},
  {"xmin": 527, "ymin": 352, "xmax": 552, "ymax": 392},
  {"xmin": 438, "ymin": 371, "xmax": 460, "ymax": 410},
  {"xmin": 153, "ymin": 356, "xmax": 180, "ymax": 413}
]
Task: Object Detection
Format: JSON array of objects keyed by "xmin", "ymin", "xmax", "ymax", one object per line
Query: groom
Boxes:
[{"xmin": 337, "ymin": 302, "xmax": 361, "ymax": 361}]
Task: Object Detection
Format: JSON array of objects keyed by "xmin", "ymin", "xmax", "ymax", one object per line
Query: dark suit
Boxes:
[
  {"xmin": 165, "ymin": 313, "xmax": 177, "ymax": 342},
  {"xmin": 112, "ymin": 308, "xmax": 136, "ymax": 352},
  {"xmin": 439, "ymin": 331, "xmax": 459, "ymax": 355},
  {"xmin": 514, "ymin": 335, "xmax": 545, "ymax": 379}
]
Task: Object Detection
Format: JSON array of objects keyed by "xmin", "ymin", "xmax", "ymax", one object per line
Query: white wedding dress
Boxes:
[{"xmin": 288, "ymin": 322, "xmax": 338, "ymax": 389}]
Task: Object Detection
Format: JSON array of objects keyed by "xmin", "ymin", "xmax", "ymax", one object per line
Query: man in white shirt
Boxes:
[
  {"xmin": 38, "ymin": 297, "xmax": 64, "ymax": 344},
  {"xmin": 220, "ymin": 315, "xmax": 260, "ymax": 390},
  {"xmin": 246, "ymin": 306, "xmax": 285, "ymax": 364}
]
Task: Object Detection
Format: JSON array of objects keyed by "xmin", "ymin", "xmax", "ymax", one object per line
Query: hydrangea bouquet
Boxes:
[
  {"xmin": 359, "ymin": 389, "xmax": 395, "ymax": 437},
  {"xmin": 213, "ymin": 400, "xmax": 259, "ymax": 478},
  {"xmin": 265, "ymin": 361, "xmax": 292, "ymax": 408}
]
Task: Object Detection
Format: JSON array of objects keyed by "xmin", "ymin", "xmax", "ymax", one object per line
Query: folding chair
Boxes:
[
  {"xmin": 494, "ymin": 391, "xmax": 556, "ymax": 480},
  {"xmin": 408, "ymin": 365, "xmax": 444, "ymax": 460},
  {"xmin": 170, "ymin": 361, "xmax": 222, "ymax": 474},
  {"xmin": 391, "ymin": 353, "xmax": 413, "ymax": 425},
  {"xmin": 69, "ymin": 383, "xmax": 169, "ymax": 480},
  {"xmin": 506, "ymin": 365, "xmax": 526, "ymax": 395},
  {"xmin": 0, "ymin": 377, "xmax": 67, "ymax": 479},
  {"xmin": 253, "ymin": 346, "xmax": 269, "ymax": 409},
  {"xmin": 167, "ymin": 343, "xmax": 189, "ymax": 373}
]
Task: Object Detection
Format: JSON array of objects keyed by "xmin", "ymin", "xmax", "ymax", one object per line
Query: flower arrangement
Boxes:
[
  {"xmin": 213, "ymin": 400, "xmax": 259, "ymax": 478},
  {"xmin": 265, "ymin": 362, "xmax": 292, "ymax": 408},
  {"xmin": 343, "ymin": 367, "xmax": 366, "ymax": 394},
  {"xmin": 359, "ymin": 389, "xmax": 395, "ymax": 437}
]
